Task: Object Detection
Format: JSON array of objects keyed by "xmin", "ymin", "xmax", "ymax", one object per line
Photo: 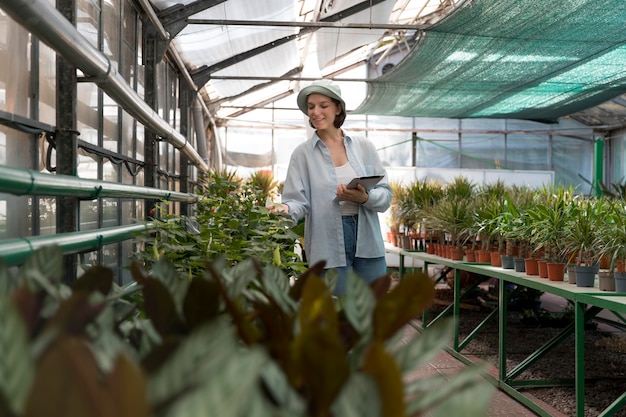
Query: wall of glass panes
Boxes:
[
  {"xmin": 219, "ymin": 103, "xmax": 597, "ymax": 192},
  {"xmin": 216, "ymin": 64, "xmax": 598, "ymax": 190},
  {"xmin": 0, "ymin": 0, "xmax": 189, "ymax": 284}
]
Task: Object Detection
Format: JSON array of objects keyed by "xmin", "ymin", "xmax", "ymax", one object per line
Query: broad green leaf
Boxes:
[
  {"xmin": 392, "ymin": 320, "xmax": 454, "ymax": 376},
  {"xmin": 0, "ymin": 257, "xmax": 16, "ymax": 295},
  {"xmin": 0, "ymin": 296, "xmax": 33, "ymax": 415},
  {"xmin": 406, "ymin": 364, "xmax": 492, "ymax": 415},
  {"xmin": 260, "ymin": 361, "xmax": 306, "ymax": 414},
  {"xmin": 147, "ymin": 318, "xmax": 240, "ymax": 406},
  {"xmin": 259, "ymin": 264, "xmax": 297, "ymax": 315},
  {"xmin": 18, "ymin": 246, "xmax": 64, "ymax": 295},
  {"xmin": 159, "ymin": 340, "xmax": 269, "ymax": 417},
  {"xmin": 343, "ymin": 271, "xmax": 376, "ymax": 336},
  {"xmin": 429, "ymin": 380, "xmax": 493, "ymax": 417},
  {"xmin": 222, "ymin": 258, "xmax": 257, "ymax": 299},
  {"xmin": 150, "ymin": 258, "xmax": 189, "ymax": 309},
  {"xmin": 331, "ymin": 373, "xmax": 381, "ymax": 417}
]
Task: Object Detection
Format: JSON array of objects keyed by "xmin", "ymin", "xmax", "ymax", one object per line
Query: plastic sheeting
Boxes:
[{"xmin": 354, "ymin": 0, "xmax": 626, "ymax": 122}]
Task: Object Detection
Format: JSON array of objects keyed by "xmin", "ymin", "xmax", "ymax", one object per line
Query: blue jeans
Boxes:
[{"xmin": 330, "ymin": 214, "xmax": 387, "ymax": 295}]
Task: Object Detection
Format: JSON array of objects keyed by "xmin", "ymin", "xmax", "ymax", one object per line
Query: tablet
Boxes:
[
  {"xmin": 345, "ymin": 175, "xmax": 384, "ymax": 191},
  {"xmin": 334, "ymin": 175, "xmax": 384, "ymax": 202}
]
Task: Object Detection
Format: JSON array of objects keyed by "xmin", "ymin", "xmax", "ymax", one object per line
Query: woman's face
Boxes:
[{"xmin": 307, "ymin": 93, "xmax": 340, "ymax": 129}]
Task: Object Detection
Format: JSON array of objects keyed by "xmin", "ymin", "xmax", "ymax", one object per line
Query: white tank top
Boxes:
[{"xmin": 335, "ymin": 162, "xmax": 359, "ymax": 215}]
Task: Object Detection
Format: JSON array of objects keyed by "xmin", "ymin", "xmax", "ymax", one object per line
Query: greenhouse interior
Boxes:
[{"xmin": 0, "ymin": 0, "xmax": 626, "ymax": 416}]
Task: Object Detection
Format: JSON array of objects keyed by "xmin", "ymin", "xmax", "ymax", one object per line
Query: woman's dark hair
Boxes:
[{"xmin": 309, "ymin": 97, "xmax": 346, "ymax": 129}]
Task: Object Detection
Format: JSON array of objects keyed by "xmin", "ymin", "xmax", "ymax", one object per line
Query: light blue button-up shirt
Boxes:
[{"xmin": 281, "ymin": 131, "xmax": 392, "ymax": 269}]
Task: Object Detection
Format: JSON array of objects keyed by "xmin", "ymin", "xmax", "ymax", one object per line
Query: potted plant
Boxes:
[
  {"xmin": 496, "ymin": 186, "xmax": 536, "ymax": 271},
  {"xmin": 404, "ymin": 178, "xmax": 445, "ymax": 251},
  {"xmin": 387, "ymin": 181, "xmax": 406, "ymax": 246},
  {"xmin": 596, "ymin": 199, "xmax": 626, "ymax": 291},
  {"xmin": 424, "ymin": 177, "xmax": 475, "ymax": 259},
  {"xmin": 425, "ymin": 194, "xmax": 474, "ymax": 260},
  {"xmin": 0, "ymin": 246, "xmax": 494, "ymax": 417},
  {"xmin": 472, "ymin": 182, "xmax": 508, "ymax": 266},
  {"xmin": 524, "ymin": 185, "xmax": 574, "ymax": 280}
]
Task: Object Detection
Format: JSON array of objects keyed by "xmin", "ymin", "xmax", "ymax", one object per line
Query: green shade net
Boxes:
[{"xmin": 354, "ymin": 0, "xmax": 626, "ymax": 122}]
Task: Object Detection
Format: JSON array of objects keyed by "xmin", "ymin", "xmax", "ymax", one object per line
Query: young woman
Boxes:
[{"xmin": 271, "ymin": 79, "xmax": 393, "ymax": 295}]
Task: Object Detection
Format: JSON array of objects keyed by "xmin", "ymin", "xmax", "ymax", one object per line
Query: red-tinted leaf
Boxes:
[
  {"xmin": 45, "ymin": 293, "xmax": 105, "ymax": 335},
  {"xmin": 142, "ymin": 278, "xmax": 187, "ymax": 337},
  {"xmin": 255, "ymin": 301, "xmax": 295, "ymax": 378},
  {"xmin": 373, "ymin": 271, "xmax": 435, "ymax": 342},
  {"xmin": 11, "ymin": 287, "xmax": 45, "ymax": 338},
  {"xmin": 183, "ymin": 276, "xmax": 220, "ymax": 329},
  {"xmin": 362, "ymin": 340, "xmax": 406, "ymax": 417},
  {"xmin": 24, "ymin": 336, "xmax": 150, "ymax": 417},
  {"xmin": 293, "ymin": 327, "xmax": 349, "ymax": 417},
  {"xmin": 298, "ymin": 274, "xmax": 337, "ymax": 331},
  {"xmin": 72, "ymin": 265, "xmax": 113, "ymax": 295},
  {"xmin": 370, "ymin": 273, "xmax": 392, "ymax": 299},
  {"xmin": 141, "ymin": 336, "xmax": 181, "ymax": 374},
  {"xmin": 292, "ymin": 276, "xmax": 349, "ymax": 415},
  {"xmin": 24, "ymin": 336, "xmax": 113, "ymax": 417},
  {"xmin": 289, "ymin": 261, "xmax": 326, "ymax": 301},
  {"xmin": 130, "ymin": 262, "xmax": 149, "ymax": 286},
  {"xmin": 107, "ymin": 354, "xmax": 150, "ymax": 417}
]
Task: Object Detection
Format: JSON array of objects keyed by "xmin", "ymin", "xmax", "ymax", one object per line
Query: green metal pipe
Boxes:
[
  {"xmin": 0, "ymin": 165, "xmax": 197, "ymax": 202},
  {"xmin": 0, "ymin": 223, "xmax": 153, "ymax": 266}
]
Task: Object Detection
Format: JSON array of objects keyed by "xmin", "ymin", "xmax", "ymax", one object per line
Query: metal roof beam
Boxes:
[
  {"xmin": 157, "ymin": 0, "xmax": 228, "ymax": 39},
  {"xmin": 190, "ymin": 34, "xmax": 299, "ymax": 88},
  {"xmin": 208, "ymin": 67, "xmax": 303, "ymax": 109},
  {"xmin": 187, "ymin": 18, "xmax": 424, "ymax": 31},
  {"xmin": 190, "ymin": 0, "xmax": 397, "ymax": 89}
]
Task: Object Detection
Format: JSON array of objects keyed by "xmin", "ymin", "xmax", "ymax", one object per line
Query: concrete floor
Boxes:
[{"xmin": 403, "ymin": 329, "xmax": 569, "ymax": 417}]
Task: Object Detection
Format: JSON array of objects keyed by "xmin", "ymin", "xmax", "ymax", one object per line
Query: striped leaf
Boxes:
[
  {"xmin": 0, "ymin": 296, "xmax": 34, "ymax": 415},
  {"xmin": 332, "ymin": 373, "xmax": 381, "ymax": 417},
  {"xmin": 393, "ymin": 319, "xmax": 453, "ymax": 376},
  {"xmin": 17, "ymin": 246, "xmax": 64, "ymax": 295},
  {"xmin": 343, "ymin": 271, "xmax": 376, "ymax": 336},
  {"xmin": 149, "ymin": 318, "xmax": 250, "ymax": 408}
]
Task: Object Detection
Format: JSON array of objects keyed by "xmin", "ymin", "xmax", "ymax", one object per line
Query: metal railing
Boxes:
[
  {"xmin": 0, "ymin": 166, "xmax": 196, "ymax": 264},
  {"xmin": 0, "ymin": 223, "xmax": 152, "ymax": 266}
]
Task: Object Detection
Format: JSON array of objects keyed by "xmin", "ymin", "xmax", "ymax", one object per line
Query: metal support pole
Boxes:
[
  {"xmin": 144, "ymin": 31, "xmax": 158, "ymax": 218},
  {"xmin": 593, "ymin": 138, "xmax": 604, "ymax": 198},
  {"xmin": 56, "ymin": 0, "xmax": 78, "ymax": 285}
]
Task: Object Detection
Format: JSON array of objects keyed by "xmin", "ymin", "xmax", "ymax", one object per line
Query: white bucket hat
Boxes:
[{"xmin": 297, "ymin": 79, "xmax": 346, "ymax": 115}]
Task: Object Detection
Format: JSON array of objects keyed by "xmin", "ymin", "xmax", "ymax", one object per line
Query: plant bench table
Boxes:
[{"xmin": 385, "ymin": 248, "xmax": 626, "ymax": 417}]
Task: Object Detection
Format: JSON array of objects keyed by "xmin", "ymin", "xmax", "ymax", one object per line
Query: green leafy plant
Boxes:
[
  {"xmin": 525, "ymin": 185, "xmax": 575, "ymax": 262},
  {"xmin": 0, "ymin": 246, "xmax": 494, "ymax": 417},
  {"xmin": 496, "ymin": 186, "xmax": 535, "ymax": 257},
  {"xmin": 247, "ymin": 169, "xmax": 280, "ymax": 203},
  {"xmin": 135, "ymin": 169, "xmax": 306, "ymax": 278},
  {"xmin": 595, "ymin": 199, "xmax": 626, "ymax": 271},
  {"xmin": 562, "ymin": 196, "xmax": 606, "ymax": 266}
]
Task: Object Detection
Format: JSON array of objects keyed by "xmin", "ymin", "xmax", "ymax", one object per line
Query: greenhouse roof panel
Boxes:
[{"xmin": 354, "ymin": 0, "xmax": 626, "ymax": 122}]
